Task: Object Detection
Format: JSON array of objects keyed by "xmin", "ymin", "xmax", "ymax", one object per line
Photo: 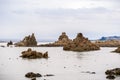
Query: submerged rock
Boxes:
[
  {"xmin": 20, "ymin": 48, "xmax": 48, "ymax": 59},
  {"xmin": 38, "ymin": 32, "xmax": 72, "ymax": 47},
  {"xmin": 15, "ymin": 33, "xmax": 37, "ymax": 47},
  {"xmin": 63, "ymin": 33, "xmax": 100, "ymax": 52},
  {"xmin": 113, "ymin": 47, "xmax": 120, "ymax": 53},
  {"xmin": 105, "ymin": 68, "xmax": 120, "ymax": 79}
]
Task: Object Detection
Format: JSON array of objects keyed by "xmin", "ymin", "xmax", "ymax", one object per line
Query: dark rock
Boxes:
[
  {"xmin": 105, "ymin": 68, "xmax": 120, "ymax": 79},
  {"xmin": 91, "ymin": 72, "xmax": 96, "ymax": 74},
  {"xmin": 63, "ymin": 33, "xmax": 100, "ymax": 52},
  {"xmin": 20, "ymin": 48, "xmax": 48, "ymax": 59},
  {"xmin": 106, "ymin": 75, "xmax": 115, "ymax": 79},
  {"xmin": 15, "ymin": 33, "xmax": 37, "ymax": 47},
  {"xmin": 7, "ymin": 41, "xmax": 13, "ymax": 47},
  {"xmin": 43, "ymin": 51, "xmax": 48, "ymax": 58},
  {"xmin": 25, "ymin": 72, "xmax": 42, "ymax": 78},
  {"xmin": 105, "ymin": 70, "xmax": 114, "ymax": 75},
  {"xmin": 81, "ymin": 71, "xmax": 96, "ymax": 74},
  {"xmin": 44, "ymin": 74, "xmax": 54, "ymax": 77},
  {"xmin": 0, "ymin": 45, "xmax": 5, "ymax": 47},
  {"xmin": 36, "ymin": 73, "xmax": 42, "ymax": 77}
]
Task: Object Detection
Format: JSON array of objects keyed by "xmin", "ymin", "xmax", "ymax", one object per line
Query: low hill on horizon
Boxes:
[{"xmin": 99, "ymin": 36, "xmax": 120, "ymax": 41}]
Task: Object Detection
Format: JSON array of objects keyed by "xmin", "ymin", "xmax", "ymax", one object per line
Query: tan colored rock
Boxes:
[
  {"xmin": 20, "ymin": 48, "xmax": 48, "ymax": 59},
  {"xmin": 38, "ymin": 32, "xmax": 72, "ymax": 47},
  {"xmin": 15, "ymin": 33, "xmax": 37, "ymax": 47},
  {"xmin": 63, "ymin": 33, "xmax": 100, "ymax": 52},
  {"xmin": 113, "ymin": 47, "xmax": 120, "ymax": 53},
  {"xmin": 95, "ymin": 40, "xmax": 120, "ymax": 47}
]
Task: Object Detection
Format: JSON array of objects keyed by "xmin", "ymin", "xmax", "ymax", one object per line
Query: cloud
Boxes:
[
  {"xmin": 1, "ymin": 7, "xmax": 120, "ymax": 40},
  {"xmin": 0, "ymin": 0, "xmax": 120, "ymax": 40}
]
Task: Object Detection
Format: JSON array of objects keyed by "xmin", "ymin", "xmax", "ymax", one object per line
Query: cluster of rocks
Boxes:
[
  {"xmin": 25, "ymin": 72, "xmax": 54, "ymax": 80},
  {"xmin": 113, "ymin": 47, "xmax": 120, "ymax": 53},
  {"xmin": 105, "ymin": 68, "xmax": 120, "ymax": 79},
  {"xmin": 15, "ymin": 33, "xmax": 37, "ymax": 47},
  {"xmin": 95, "ymin": 40, "xmax": 120, "ymax": 47},
  {"xmin": 39, "ymin": 32, "xmax": 72, "ymax": 47},
  {"xmin": 20, "ymin": 48, "xmax": 48, "ymax": 59},
  {"xmin": 63, "ymin": 33, "xmax": 100, "ymax": 52}
]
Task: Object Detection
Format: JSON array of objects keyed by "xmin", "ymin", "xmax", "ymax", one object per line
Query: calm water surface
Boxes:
[{"xmin": 0, "ymin": 43, "xmax": 120, "ymax": 80}]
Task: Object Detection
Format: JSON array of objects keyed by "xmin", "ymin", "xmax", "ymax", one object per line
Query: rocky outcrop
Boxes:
[
  {"xmin": 63, "ymin": 33, "xmax": 100, "ymax": 52},
  {"xmin": 15, "ymin": 33, "xmax": 37, "ymax": 47},
  {"xmin": 94, "ymin": 40, "xmax": 120, "ymax": 47},
  {"xmin": 7, "ymin": 41, "xmax": 13, "ymax": 47},
  {"xmin": 20, "ymin": 48, "xmax": 48, "ymax": 59},
  {"xmin": 54, "ymin": 32, "xmax": 72, "ymax": 45},
  {"xmin": 38, "ymin": 32, "xmax": 72, "ymax": 47},
  {"xmin": 105, "ymin": 68, "xmax": 120, "ymax": 79},
  {"xmin": 113, "ymin": 47, "xmax": 120, "ymax": 53}
]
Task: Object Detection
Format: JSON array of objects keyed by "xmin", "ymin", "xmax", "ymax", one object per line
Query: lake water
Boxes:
[{"xmin": 0, "ymin": 43, "xmax": 120, "ymax": 80}]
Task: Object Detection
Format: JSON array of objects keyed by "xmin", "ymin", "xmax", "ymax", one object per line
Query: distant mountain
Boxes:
[{"xmin": 99, "ymin": 36, "xmax": 120, "ymax": 41}]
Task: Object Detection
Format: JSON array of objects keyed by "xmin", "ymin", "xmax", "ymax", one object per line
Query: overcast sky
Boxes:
[{"xmin": 0, "ymin": 0, "xmax": 120, "ymax": 41}]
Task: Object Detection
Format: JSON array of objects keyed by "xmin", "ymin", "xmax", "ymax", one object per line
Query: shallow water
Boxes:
[{"xmin": 0, "ymin": 43, "xmax": 120, "ymax": 80}]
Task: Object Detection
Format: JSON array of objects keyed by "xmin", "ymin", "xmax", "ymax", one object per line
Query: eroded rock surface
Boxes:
[
  {"xmin": 20, "ymin": 48, "xmax": 48, "ymax": 59},
  {"xmin": 39, "ymin": 32, "xmax": 72, "ymax": 47},
  {"xmin": 63, "ymin": 33, "xmax": 100, "ymax": 52},
  {"xmin": 15, "ymin": 33, "xmax": 37, "ymax": 47}
]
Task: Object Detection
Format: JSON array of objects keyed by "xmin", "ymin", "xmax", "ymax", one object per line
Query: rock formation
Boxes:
[
  {"xmin": 39, "ymin": 32, "xmax": 72, "ymax": 47},
  {"xmin": 20, "ymin": 48, "xmax": 48, "ymax": 59},
  {"xmin": 54, "ymin": 32, "xmax": 72, "ymax": 46},
  {"xmin": 63, "ymin": 33, "xmax": 100, "ymax": 52},
  {"xmin": 15, "ymin": 33, "xmax": 37, "ymax": 47},
  {"xmin": 113, "ymin": 47, "xmax": 120, "ymax": 53},
  {"xmin": 7, "ymin": 41, "xmax": 13, "ymax": 47},
  {"xmin": 105, "ymin": 68, "xmax": 120, "ymax": 79},
  {"xmin": 25, "ymin": 72, "xmax": 42, "ymax": 78},
  {"xmin": 95, "ymin": 40, "xmax": 120, "ymax": 47}
]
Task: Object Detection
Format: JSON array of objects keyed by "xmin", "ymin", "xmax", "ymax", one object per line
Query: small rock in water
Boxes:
[
  {"xmin": 20, "ymin": 48, "xmax": 48, "ymax": 59},
  {"xmin": 91, "ymin": 72, "xmax": 96, "ymax": 74},
  {"xmin": 44, "ymin": 74, "xmax": 54, "ymax": 77},
  {"xmin": 81, "ymin": 71, "xmax": 96, "ymax": 74},
  {"xmin": 25, "ymin": 72, "xmax": 42, "ymax": 78}
]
